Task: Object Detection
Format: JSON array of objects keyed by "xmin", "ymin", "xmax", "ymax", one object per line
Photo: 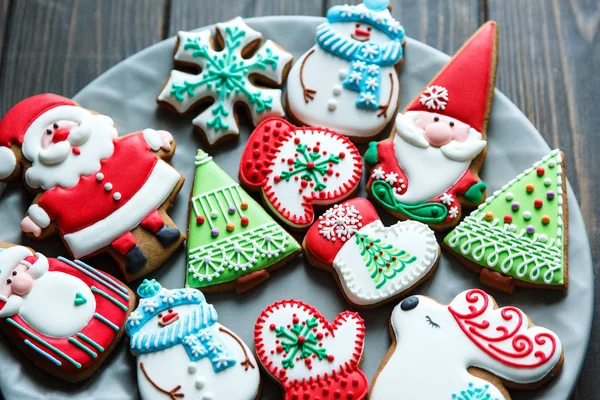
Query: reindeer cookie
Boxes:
[{"xmin": 370, "ymin": 289, "xmax": 564, "ymax": 399}]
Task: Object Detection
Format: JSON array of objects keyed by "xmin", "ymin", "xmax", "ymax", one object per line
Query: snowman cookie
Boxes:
[
  {"xmin": 127, "ymin": 279, "xmax": 261, "ymax": 400},
  {"xmin": 254, "ymin": 299, "xmax": 368, "ymax": 400},
  {"xmin": 370, "ymin": 289, "xmax": 564, "ymax": 399},
  {"xmin": 239, "ymin": 118, "xmax": 362, "ymax": 230},
  {"xmin": 303, "ymin": 198, "xmax": 440, "ymax": 308},
  {"xmin": 287, "ymin": 0, "xmax": 405, "ymax": 141},
  {"xmin": 0, "ymin": 243, "xmax": 135, "ymax": 382},
  {"xmin": 157, "ymin": 17, "xmax": 293, "ymax": 146}
]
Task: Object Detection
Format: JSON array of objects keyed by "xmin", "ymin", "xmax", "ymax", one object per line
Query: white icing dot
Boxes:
[
  {"xmin": 210, "ymin": 211, "xmax": 218, "ymax": 219},
  {"xmin": 188, "ymin": 362, "xmax": 197, "ymax": 374},
  {"xmin": 96, "ymin": 173, "xmax": 104, "ymax": 181},
  {"xmin": 195, "ymin": 377, "xmax": 206, "ymax": 389},
  {"xmin": 339, "ymin": 69, "xmax": 348, "ymax": 80},
  {"xmin": 508, "ymin": 224, "xmax": 517, "ymax": 232},
  {"xmin": 202, "ymin": 395, "xmax": 212, "ymax": 400},
  {"xmin": 333, "ymin": 85, "xmax": 342, "ymax": 96},
  {"xmin": 104, "ymin": 182, "xmax": 113, "ymax": 191},
  {"xmin": 539, "ymin": 234, "xmax": 548, "ymax": 243},
  {"xmin": 523, "ymin": 211, "xmax": 532, "ymax": 220},
  {"xmin": 328, "ymin": 99, "xmax": 337, "ymax": 111},
  {"xmin": 548, "ymin": 159, "xmax": 556, "ymax": 168},
  {"xmin": 505, "ymin": 192, "xmax": 514, "ymax": 201},
  {"xmin": 544, "ymin": 178, "xmax": 552, "ymax": 186},
  {"xmin": 113, "ymin": 192, "xmax": 122, "ymax": 201}
]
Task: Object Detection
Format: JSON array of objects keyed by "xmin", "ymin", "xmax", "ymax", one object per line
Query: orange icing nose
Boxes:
[
  {"xmin": 162, "ymin": 312, "xmax": 178, "ymax": 323},
  {"xmin": 52, "ymin": 127, "xmax": 71, "ymax": 143},
  {"xmin": 355, "ymin": 28, "xmax": 370, "ymax": 36}
]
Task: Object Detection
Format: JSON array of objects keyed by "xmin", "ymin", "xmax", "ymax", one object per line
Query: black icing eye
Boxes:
[
  {"xmin": 355, "ymin": 23, "xmax": 360, "ymax": 28},
  {"xmin": 158, "ymin": 313, "xmax": 163, "ymax": 318},
  {"xmin": 401, "ymin": 296, "xmax": 419, "ymax": 311},
  {"xmin": 46, "ymin": 129, "xmax": 52, "ymax": 135},
  {"xmin": 53, "ymin": 123, "xmax": 59, "ymax": 129},
  {"xmin": 433, "ymin": 116, "xmax": 439, "ymax": 122},
  {"xmin": 6, "ymin": 279, "xmax": 12, "ymax": 284},
  {"xmin": 367, "ymin": 26, "xmax": 372, "ymax": 31},
  {"xmin": 449, "ymin": 121, "xmax": 455, "ymax": 127},
  {"xmin": 168, "ymin": 308, "xmax": 173, "ymax": 313},
  {"xmin": 426, "ymin": 316, "xmax": 441, "ymax": 329},
  {"xmin": 11, "ymin": 271, "xmax": 17, "ymax": 276}
]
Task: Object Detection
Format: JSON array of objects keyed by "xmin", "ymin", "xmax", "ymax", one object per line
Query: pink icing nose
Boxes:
[
  {"xmin": 10, "ymin": 272, "xmax": 33, "ymax": 296},
  {"xmin": 423, "ymin": 122, "xmax": 453, "ymax": 147}
]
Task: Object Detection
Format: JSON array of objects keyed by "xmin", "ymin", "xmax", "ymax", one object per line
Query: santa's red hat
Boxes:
[{"xmin": 405, "ymin": 21, "xmax": 498, "ymax": 133}]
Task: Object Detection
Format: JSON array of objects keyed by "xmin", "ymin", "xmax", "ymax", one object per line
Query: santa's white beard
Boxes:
[{"xmin": 25, "ymin": 114, "xmax": 117, "ymax": 190}]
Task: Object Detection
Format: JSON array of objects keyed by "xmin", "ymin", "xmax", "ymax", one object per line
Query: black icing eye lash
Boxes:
[{"xmin": 426, "ymin": 316, "xmax": 440, "ymax": 329}]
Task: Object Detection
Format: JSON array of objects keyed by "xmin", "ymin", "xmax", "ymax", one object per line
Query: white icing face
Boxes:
[
  {"xmin": 135, "ymin": 304, "xmax": 198, "ymax": 336},
  {"xmin": 329, "ymin": 21, "xmax": 392, "ymax": 46}
]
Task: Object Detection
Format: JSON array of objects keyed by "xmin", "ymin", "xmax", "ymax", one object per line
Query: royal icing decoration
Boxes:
[
  {"xmin": 239, "ymin": 118, "xmax": 362, "ymax": 229},
  {"xmin": 286, "ymin": 0, "xmax": 404, "ymax": 139},
  {"xmin": 370, "ymin": 289, "xmax": 563, "ymax": 400},
  {"xmin": 127, "ymin": 280, "xmax": 260, "ymax": 400},
  {"xmin": 187, "ymin": 149, "xmax": 301, "ymax": 292},
  {"xmin": 254, "ymin": 299, "xmax": 368, "ymax": 400},
  {"xmin": 365, "ymin": 22, "xmax": 498, "ymax": 228},
  {"xmin": 445, "ymin": 150, "xmax": 568, "ymax": 289},
  {"xmin": 157, "ymin": 17, "xmax": 293, "ymax": 146},
  {"xmin": 0, "ymin": 245, "xmax": 133, "ymax": 381},
  {"xmin": 304, "ymin": 198, "xmax": 439, "ymax": 307}
]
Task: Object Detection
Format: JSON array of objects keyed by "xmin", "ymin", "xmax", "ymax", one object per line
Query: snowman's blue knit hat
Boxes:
[{"xmin": 326, "ymin": 0, "xmax": 405, "ymax": 41}]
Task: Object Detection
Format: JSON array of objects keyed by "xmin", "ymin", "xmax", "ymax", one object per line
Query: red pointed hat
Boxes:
[{"xmin": 405, "ymin": 21, "xmax": 498, "ymax": 133}]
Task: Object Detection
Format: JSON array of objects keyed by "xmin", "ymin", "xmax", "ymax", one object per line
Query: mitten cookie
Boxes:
[
  {"xmin": 127, "ymin": 280, "xmax": 260, "ymax": 400},
  {"xmin": 303, "ymin": 198, "xmax": 440, "ymax": 308},
  {"xmin": 254, "ymin": 299, "xmax": 368, "ymax": 400},
  {"xmin": 0, "ymin": 94, "xmax": 185, "ymax": 282},
  {"xmin": 365, "ymin": 21, "xmax": 498, "ymax": 230},
  {"xmin": 239, "ymin": 117, "xmax": 362, "ymax": 230},
  {"xmin": 287, "ymin": 0, "xmax": 405, "ymax": 141},
  {"xmin": 0, "ymin": 243, "xmax": 135, "ymax": 382},
  {"xmin": 444, "ymin": 149, "xmax": 568, "ymax": 293},
  {"xmin": 157, "ymin": 17, "xmax": 293, "ymax": 146},
  {"xmin": 370, "ymin": 289, "xmax": 564, "ymax": 399},
  {"xmin": 186, "ymin": 149, "xmax": 301, "ymax": 293}
]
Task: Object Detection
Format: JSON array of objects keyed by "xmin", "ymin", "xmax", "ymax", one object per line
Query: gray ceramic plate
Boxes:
[{"xmin": 0, "ymin": 16, "xmax": 592, "ymax": 400}]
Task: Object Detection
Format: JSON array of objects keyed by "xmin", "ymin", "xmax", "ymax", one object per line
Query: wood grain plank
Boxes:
[{"xmin": 489, "ymin": 1, "xmax": 600, "ymax": 399}]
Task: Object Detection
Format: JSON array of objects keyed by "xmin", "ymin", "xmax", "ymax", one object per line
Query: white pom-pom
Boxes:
[{"xmin": 0, "ymin": 146, "xmax": 16, "ymax": 180}]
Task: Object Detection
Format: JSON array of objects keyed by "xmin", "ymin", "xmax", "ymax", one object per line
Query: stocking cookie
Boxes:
[
  {"xmin": 303, "ymin": 198, "xmax": 440, "ymax": 308},
  {"xmin": 287, "ymin": 0, "xmax": 405, "ymax": 141},
  {"xmin": 0, "ymin": 244, "xmax": 135, "ymax": 382},
  {"xmin": 254, "ymin": 299, "xmax": 368, "ymax": 400},
  {"xmin": 444, "ymin": 150, "xmax": 568, "ymax": 293},
  {"xmin": 127, "ymin": 280, "xmax": 260, "ymax": 400},
  {"xmin": 239, "ymin": 118, "xmax": 362, "ymax": 230},
  {"xmin": 365, "ymin": 22, "xmax": 498, "ymax": 230},
  {"xmin": 187, "ymin": 149, "xmax": 301, "ymax": 293},
  {"xmin": 0, "ymin": 94, "xmax": 185, "ymax": 282},
  {"xmin": 157, "ymin": 17, "xmax": 293, "ymax": 146},
  {"xmin": 370, "ymin": 289, "xmax": 564, "ymax": 399}
]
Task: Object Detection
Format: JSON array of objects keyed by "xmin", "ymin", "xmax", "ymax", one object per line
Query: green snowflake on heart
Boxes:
[
  {"xmin": 275, "ymin": 143, "xmax": 341, "ymax": 192},
  {"xmin": 273, "ymin": 316, "xmax": 332, "ymax": 369}
]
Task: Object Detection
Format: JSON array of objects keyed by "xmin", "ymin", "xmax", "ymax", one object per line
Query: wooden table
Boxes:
[{"xmin": 0, "ymin": 0, "xmax": 597, "ymax": 398}]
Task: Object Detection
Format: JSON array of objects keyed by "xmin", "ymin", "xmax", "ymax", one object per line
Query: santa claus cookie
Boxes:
[
  {"xmin": 0, "ymin": 243, "xmax": 135, "ymax": 382},
  {"xmin": 186, "ymin": 149, "xmax": 301, "ymax": 293},
  {"xmin": 370, "ymin": 289, "xmax": 564, "ymax": 399},
  {"xmin": 157, "ymin": 17, "xmax": 293, "ymax": 146},
  {"xmin": 254, "ymin": 299, "xmax": 368, "ymax": 400},
  {"xmin": 239, "ymin": 118, "xmax": 362, "ymax": 230},
  {"xmin": 127, "ymin": 279, "xmax": 260, "ymax": 400},
  {"xmin": 365, "ymin": 21, "xmax": 498, "ymax": 230},
  {"xmin": 303, "ymin": 198, "xmax": 440, "ymax": 308},
  {"xmin": 444, "ymin": 150, "xmax": 568, "ymax": 293},
  {"xmin": 287, "ymin": 0, "xmax": 405, "ymax": 141},
  {"xmin": 0, "ymin": 94, "xmax": 185, "ymax": 282}
]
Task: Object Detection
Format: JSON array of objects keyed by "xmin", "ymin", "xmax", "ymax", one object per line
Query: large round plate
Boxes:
[{"xmin": 0, "ymin": 16, "xmax": 592, "ymax": 400}]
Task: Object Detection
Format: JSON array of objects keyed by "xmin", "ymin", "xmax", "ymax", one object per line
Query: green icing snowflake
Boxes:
[
  {"xmin": 274, "ymin": 317, "xmax": 328, "ymax": 369},
  {"xmin": 452, "ymin": 383, "xmax": 499, "ymax": 400},
  {"xmin": 279, "ymin": 143, "xmax": 341, "ymax": 191}
]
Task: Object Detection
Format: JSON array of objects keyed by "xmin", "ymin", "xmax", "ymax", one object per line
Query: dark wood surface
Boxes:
[{"xmin": 0, "ymin": 0, "xmax": 597, "ymax": 398}]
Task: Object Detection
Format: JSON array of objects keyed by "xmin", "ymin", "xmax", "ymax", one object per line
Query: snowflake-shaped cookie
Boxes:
[
  {"xmin": 157, "ymin": 17, "xmax": 293, "ymax": 146},
  {"xmin": 318, "ymin": 203, "xmax": 363, "ymax": 242},
  {"xmin": 419, "ymin": 85, "xmax": 449, "ymax": 110}
]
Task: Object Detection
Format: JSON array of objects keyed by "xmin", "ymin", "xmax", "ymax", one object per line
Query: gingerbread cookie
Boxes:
[
  {"xmin": 444, "ymin": 150, "xmax": 568, "ymax": 293},
  {"xmin": 186, "ymin": 149, "xmax": 301, "ymax": 293},
  {"xmin": 287, "ymin": 0, "xmax": 405, "ymax": 141},
  {"xmin": 303, "ymin": 198, "xmax": 440, "ymax": 308},
  {"xmin": 157, "ymin": 17, "xmax": 293, "ymax": 146},
  {"xmin": 127, "ymin": 279, "xmax": 260, "ymax": 400},
  {"xmin": 0, "ymin": 243, "xmax": 135, "ymax": 382},
  {"xmin": 254, "ymin": 299, "xmax": 368, "ymax": 400},
  {"xmin": 370, "ymin": 289, "xmax": 564, "ymax": 399},
  {"xmin": 239, "ymin": 118, "xmax": 362, "ymax": 230},
  {"xmin": 0, "ymin": 94, "xmax": 185, "ymax": 282},
  {"xmin": 365, "ymin": 21, "xmax": 498, "ymax": 230}
]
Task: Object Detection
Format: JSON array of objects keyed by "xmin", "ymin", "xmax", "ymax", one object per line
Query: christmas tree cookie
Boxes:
[
  {"xmin": 444, "ymin": 150, "xmax": 568, "ymax": 293},
  {"xmin": 157, "ymin": 17, "xmax": 293, "ymax": 146},
  {"xmin": 303, "ymin": 198, "xmax": 440, "ymax": 308},
  {"xmin": 186, "ymin": 149, "xmax": 301, "ymax": 293}
]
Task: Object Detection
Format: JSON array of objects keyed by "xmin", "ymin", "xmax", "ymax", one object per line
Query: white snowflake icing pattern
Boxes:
[
  {"xmin": 385, "ymin": 172, "xmax": 399, "ymax": 185},
  {"xmin": 184, "ymin": 335, "xmax": 199, "ymax": 346},
  {"xmin": 128, "ymin": 312, "xmax": 143, "ymax": 326},
  {"xmin": 213, "ymin": 354, "xmax": 235, "ymax": 369},
  {"xmin": 191, "ymin": 343, "xmax": 207, "ymax": 357},
  {"xmin": 367, "ymin": 64, "xmax": 379, "ymax": 75},
  {"xmin": 372, "ymin": 167, "xmax": 385, "ymax": 180},
  {"xmin": 353, "ymin": 60, "xmax": 367, "ymax": 71},
  {"xmin": 198, "ymin": 328, "xmax": 212, "ymax": 341},
  {"xmin": 388, "ymin": 20, "xmax": 402, "ymax": 34},
  {"xmin": 361, "ymin": 44, "xmax": 379, "ymax": 59},
  {"xmin": 340, "ymin": 6, "xmax": 355, "ymax": 17},
  {"xmin": 365, "ymin": 77, "xmax": 379, "ymax": 90},
  {"xmin": 142, "ymin": 300, "xmax": 159, "ymax": 313},
  {"xmin": 359, "ymin": 92, "xmax": 377, "ymax": 106},
  {"xmin": 207, "ymin": 341, "xmax": 223, "ymax": 353},
  {"xmin": 449, "ymin": 206, "xmax": 459, "ymax": 219},
  {"xmin": 318, "ymin": 203, "xmax": 363, "ymax": 242},
  {"xmin": 348, "ymin": 71, "xmax": 363, "ymax": 83},
  {"xmin": 371, "ymin": 13, "xmax": 385, "ymax": 24},
  {"xmin": 419, "ymin": 85, "xmax": 449, "ymax": 110},
  {"xmin": 161, "ymin": 291, "xmax": 178, "ymax": 304},
  {"xmin": 440, "ymin": 192, "xmax": 454, "ymax": 206},
  {"xmin": 179, "ymin": 289, "xmax": 198, "ymax": 301}
]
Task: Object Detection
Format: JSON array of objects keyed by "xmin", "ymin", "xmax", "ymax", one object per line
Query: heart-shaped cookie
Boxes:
[
  {"xmin": 239, "ymin": 118, "xmax": 362, "ymax": 229},
  {"xmin": 304, "ymin": 198, "xmax": 440, "ymax": 308},
  {"xmin": 254, "ymin": 299, "xmax": 368, "ymax": 400}
]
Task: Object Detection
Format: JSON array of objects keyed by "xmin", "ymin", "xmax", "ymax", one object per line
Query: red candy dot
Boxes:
[
  {"xmin": 307, "ymin": 162, "xmax": 315, "ymax": 170},
  {"xmin": 241, "ymin": 217, "xmax": 249, "ymax": 227},
  {"xmin": 537, "ymin": 167, "xmax": 545, "ymax": 176},
  {"xmin": 287, "ymin": 158, "xmax": 294, "ymax": 165},
  {"xmin": 504, "ymin": 215, "xmax": 512, "ymax": 223},
  {"xmin": 301, "ymin": 180, "xmax": 308, "ymax": 188},
  {"xmin": 339, "ymin": 152, "xmax": 346, "ymax": 159},
  {"xmin": 196, "ymin": 215, "xmax": 205, "ymax": 225},
  {"xmin": 274, "ymin": 175, "xmax": 281, "ymax": 183},
  {"xmin": 313, "ymin": 146, "xmax": 320, "ymax": 153},
  {"xmin": 534, "ymin": 199, "xmax": 543, "ymax": 208},
  {"xmin": 294, "ymin": 137, "xmax": 300, "ymax": 144},
  {"xmin": 270, "ymin": 324, "xmax": 276, "ymax": 331},
  {"xmin": 72, "ymin": 147, "xmax": 81, "ymax": 155},
  {"xmin": 327, "ymin": 168, "xmax": 333, "ymax": 175},
  {"xmin": 327, "ymin": 355, "xmax": 335, "ymax": 362}
]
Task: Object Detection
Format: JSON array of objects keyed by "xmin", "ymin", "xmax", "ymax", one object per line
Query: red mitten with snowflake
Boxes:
[
  {"xmin": 239, "ymin": 118, "xmax": 362, "ymax": 229},
  {"xmin": 254, "ymin": 299, "xmax": 368, "ymax": 400}
]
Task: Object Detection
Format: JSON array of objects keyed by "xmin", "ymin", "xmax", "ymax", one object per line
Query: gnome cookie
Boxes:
[
  {"xmin": 370, "ymin": 289, "xmax": 564, "ymax": 399},
  {"xmin": 239, "ymin": 118, "xmax": 362, "ymax": 230},
  {"xmin": 0, "ymin": 244, "xmax": 135, "ymax": 382},
  {"xmin": 365, "ymin": 22, "xmax": 498, "ymax": 230},
  {"xmin": 304, "ymin": 198, "xmax": 440, "ymax": 308},
  {"xmin": 287, "ymin": 0, "xmax": 405, "ymax": 141},
  {"xmin": 0, "ymin": 94, "xmax": 185, "ymax": 282},
  {"xmin": 445, "ymin": 150, "xmax": 568, "ymax": 293},
  {"xmin": 127, "ymin": 280, "xmax": 260, "ymax": 400},
  {"xmin": 254, "ymin": 299, "xmax": 368, "ymax": 400}
]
